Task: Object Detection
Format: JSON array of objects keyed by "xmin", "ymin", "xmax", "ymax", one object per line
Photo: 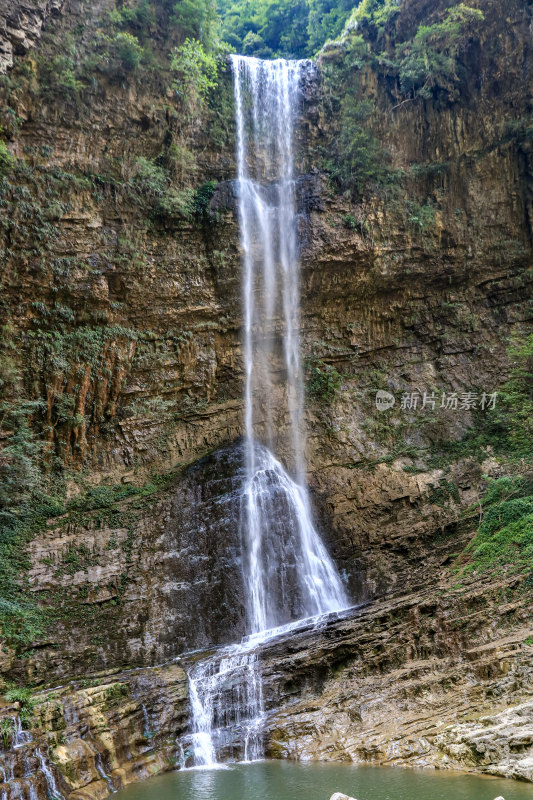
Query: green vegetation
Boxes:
[
  {"xmin": 494, "ymin": 334, "xmax": 533, "ymax": 459},
  {"xmin": 103, "ymin": 682, "xmax": 130, "ymax": 707},
  {"xmin": 344, "ymin": 1, "xmax": 485, "ymax": 104},
  {"xmin": 171, "ymin": 38, "xmax": 219, "ymax": 116},
  {"xmin": 321, "ymin": 95, "xmax": 395, "ymax": 198},
  {"xmin": 460, "ymin": 476, "xmax": 533, "ymax": 576},
  {"xmin": 5, "ymin": 687, "xmax": 36, "ymax": 727},
  {"xmin": 317, "ymin": 3, "xmax": 486, "ymax": 199},
  {"xmin": 394, "ymin": 4, "xmax": 485, "ymax": 102},
  {"xmin": 218, "ymin": 0, "xmax": 356, "ymax": 58},
  {"xmin": 351, "ymin": 0, "xmax": 400, "ymax": 29},
  {"xmin": 102, "ymin": 31, "xmax": 145, "ymax": 75},
  {"xmin": 108, "ymin": 1, "xmax": 156, "ymax": 32},
  {"xmin": 406, "ymin": 200, "xmax": 436, "ymax": 231},
  {"xmin": 0, "ymin": 717, "xmax": 14, "ymax": 748},
  {"xmin": 0, "ymin": 141, "xmax": 14, "ymax": 176},
  {"xmin": 172, "ymin": 0, "xmax": 218, "ymax": 46},
  {"xmin": 306, "ymin": 357, "xmax": 342, "ymax": 402},
  {"xmin": 131, "ymin": 156, "xmax": 218, "ymax": 222}
]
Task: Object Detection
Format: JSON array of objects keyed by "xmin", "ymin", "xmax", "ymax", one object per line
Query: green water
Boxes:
[{"xmin": 115, "ymin": 761, "xmax": 533, "ymax": 800}]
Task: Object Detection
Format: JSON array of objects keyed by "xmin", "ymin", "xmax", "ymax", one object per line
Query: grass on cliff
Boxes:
[
  {"xmin": 457, "ymin": 476, "xmax": 533, "ymax": 578},
  {"xmin": 0, "ymin": 471, "xmax": 175, "ymax": 649}
]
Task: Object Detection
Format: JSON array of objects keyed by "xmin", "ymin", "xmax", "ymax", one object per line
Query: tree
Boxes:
[
  {"xmin": 396, "ymin": 4, "xmax": 485, "ymax": 100},
  {"xmin": 170, "ymin": 38, "xmax": 219, "ymax": 117},
  {"xmin": 307, "ymin": 0, "xmax": 355, "ymax": 54},
  {"xmin": 172, "ymin": 0, "xmax": 219, "ymax": 48}
]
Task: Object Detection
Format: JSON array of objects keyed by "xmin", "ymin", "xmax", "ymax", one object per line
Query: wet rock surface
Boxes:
[
  {"xmin": 0, "ymin": 571, "xmax": 532, "ymax": 799},
  {"xmin": 255, "ymin": 577, "xmax": 533, "ymax": 778},
  {"xmin": 16, "ymin": 444, "xmax": 250, "ymax": 680},
  {"xmin": 0, "ymin": 663, "xmax": 188, "ymax": 800}
]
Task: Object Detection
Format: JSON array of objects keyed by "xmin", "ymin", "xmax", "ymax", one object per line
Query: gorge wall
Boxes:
[{"xmin": 0, "ymin": 0, "xmax": 532, "ymax": 793}]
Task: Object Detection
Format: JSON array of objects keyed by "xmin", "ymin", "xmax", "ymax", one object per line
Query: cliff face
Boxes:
[
  {"xmin": 0, "ymin": 0, "xmax": 532, "ymax": 793},
  {"xmin": 0, "ymin": 0, "xmax": 66, "ymax": 73}
]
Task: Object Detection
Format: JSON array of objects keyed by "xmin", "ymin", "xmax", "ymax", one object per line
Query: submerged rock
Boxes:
[{"xmin": 330, "ymin": 794, "xmax": 358, "ymax": 800}]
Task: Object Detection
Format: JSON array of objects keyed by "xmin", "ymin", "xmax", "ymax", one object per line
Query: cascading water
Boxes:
[
  {"xmin": 11, "ymin": 718, "xmax": 31, "ymax": 749},
  {"xmin": 185, "ymin": 55, "xmax": 349, "ymax": 769},
  {"xmin": 36, "ymin": 748, "xmax": 63, "ymax": 800}
]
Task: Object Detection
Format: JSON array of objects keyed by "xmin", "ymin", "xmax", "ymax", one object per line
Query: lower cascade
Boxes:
[
  {"xmin": 186, "ymin": 642, "xmax": 264, "ymax": 767},
  {"xmin": 182, "ymin": 55, "xmax": 349, "ymax": 768}
]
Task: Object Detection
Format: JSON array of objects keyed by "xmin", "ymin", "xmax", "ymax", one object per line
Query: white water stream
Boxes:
[
  {"xmin": 36, "ymin": 748, "xmax": 63, "ymax": 800},
  {"xmin": 185, "ymin": 56, "xmax": 349, "ymax": 768}
]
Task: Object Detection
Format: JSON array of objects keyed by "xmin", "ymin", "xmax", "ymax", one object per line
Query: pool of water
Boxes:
[{"xmin": 114, "ymin": 761, "xmax": 533, "ymax": 800}]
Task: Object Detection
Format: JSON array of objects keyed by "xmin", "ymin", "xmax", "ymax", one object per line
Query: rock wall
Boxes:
[
  {"xmin": 257, "ymin": 574, "xmax": 533, "ymax": 781},
  {"xmin": 3, "ymin": 446, "xmax": 249, "ymax": 682},
  {"xmin": 0, "ymin": 0, "xmax": 530, "ymax": 679},
  {"xmin": 0, "ymin": 663, "xmax": 188, "ymax": 800},
  {"xmin": 0, "ymin": 0, "xmax": 532, "ymax": 792},
  {"xmin": 1, "ymin": 568, "xmax": 531, "ymax": 800},
  {"xmin": 0, "ymin": 0, "xmax": 65, "ymax": 73}
]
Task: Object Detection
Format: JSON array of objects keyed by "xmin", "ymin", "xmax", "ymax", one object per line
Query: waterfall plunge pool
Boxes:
[{"xmin": 113, "ymin": 761, "xmax": 532, "ymax": 800}]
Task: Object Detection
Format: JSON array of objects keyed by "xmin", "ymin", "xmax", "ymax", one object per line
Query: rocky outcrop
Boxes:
[
  {"xmin": 436, "ymin": 701, "xmax": 533, "ymax": 782},
  {"xmin": 0, "ymin": 663, "xmax": 188, "ymax": 800},
  {"xmin": 4, "ymin": 445, "xmax": 250, "ymax": 682},
  {"xmin": 1, "ymin": 569, "xmax": 532, "ymax": 798},
  {"xmin": 330, "ymin": 794, "xmax": 357, "ymax": 800},
  {"xmin": 0, "ymin": 0, "xmax": 65, "ymax": 73},
  {"xmin": 255, "ymin": 574, "xmax": 533, "ymax": 776}
]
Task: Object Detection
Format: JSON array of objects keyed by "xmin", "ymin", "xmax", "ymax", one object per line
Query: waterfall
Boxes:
[
  {"xmin": 187, "ymin": 641, "xmax": 264, "ymax": 768},
  {"xmin": 94, "ymin": 752, "xmax": 115, "ymax": 793},
  {"xmin": 11, "ymin": 718, "xmax": 31, "ymax": 749},
  {"xmin": 185, "ymin": 55, "xmax": 349, "ymax": 769},
  {"xmin": 36, "ymin": 748, "xmax": 63, "ymax": 800},
  {"xmin": 233, "ymin": 55, "xmax": 348, "ymax": 631}
]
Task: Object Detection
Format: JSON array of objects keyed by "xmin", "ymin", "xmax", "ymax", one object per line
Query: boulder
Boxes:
[{"xmin": 329, "ymin": 794, "xmax": 357, "ymax": 800}]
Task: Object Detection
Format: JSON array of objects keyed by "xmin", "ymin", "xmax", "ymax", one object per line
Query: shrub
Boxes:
[
  {"xmin": 343, "ymin": 214, "xmax": 357, "ymax": 229},
  {"xmin": 0, "ymin": 718, "xmax": 14, "ymax": 749},
  {"xmin": 38, "ymin": 55, "xmax": 84, "ymax": 98},
  {"xmin": 155, "ymin": 187, "xmax": 195, "ymax": 220},
  {"xmin": 193, "ymin": 180, "xmax": 217, "ymax": 219},
  {"xmin": 170, "ymin": 38, "xmax": 219, "ymax": 117},
  {"xmin": 396, "ymin": 5, "xmax": 485, "ymax": 101},
  {"xmin": 306, "ymin": 358, "xmax": 342, "ymax": 401},
  {"xmin": 108, "ymin": 1, "xmax": 155, "ymax": 32},
  {"xmin": 132, "ymin": 157, "xmax": 167, "ymax": 196},
  {"xmin": 0, "ymin": 141, "xmax": 14, "ymax": 176},
  {"xmin": 406, "ymin": 200, "xmax": 436, "ymax": 230},
  {"xmin": 112, "ymin": 32, "xmax": 144, "ymax": 71},
  {"xmin": 460, "ymin": 475, "xmax": 533, "ymax": 575},
  {"xmin": 95, "ymin": 32, "xmax": 144, "ymax": 81},
  {"xmin": 5, "ymin": 688, "xmax": 36, "ymax": 728},
  {"xmin": 353, "ymin": 0, "xmax": 400, "ymax": 29}
]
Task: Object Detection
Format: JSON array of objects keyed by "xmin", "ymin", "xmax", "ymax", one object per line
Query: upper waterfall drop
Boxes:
[{"xmin": 232, "ymin": 55, "xmax": 349, "ymax": 634}]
